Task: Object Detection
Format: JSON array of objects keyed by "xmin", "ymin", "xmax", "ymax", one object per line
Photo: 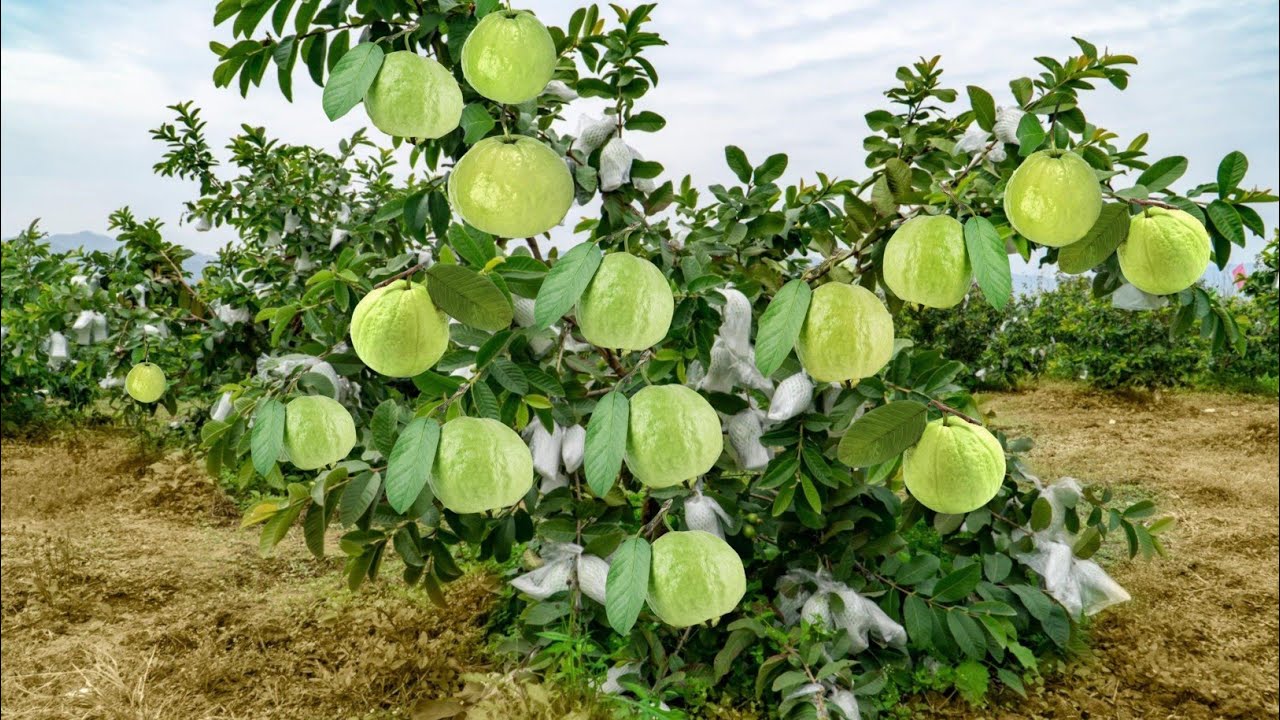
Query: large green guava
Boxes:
[
  {"xmin": 447, "ymin": 135, "xmax": 574, "ymax": 238},
  {"xmin": 1003, "ymin": 149, "xmax": 1102, "ymax": 247},
  {"xmin": 1116, "ymin": 207, "xmax": 1211, "ymax": 295},
  {"xmin": 350, "ymin": 281, "xmax": 450, "ymax": 378},
  {"xmin": 883, "ymin": 215, "xmax": 972, "ymax": 309},
  {"xmin": 431, "ymin": 417, "xmax": 534, "ymax": 514},
  {"xmin": 284, "ymin": 395, "xmax": 357, "ymax": 471},
  {"xmin": 795, "ymin": 283, "xmax": 894, "ymax": 383},
  {"xmin": 125, "ymin": 362, "xmax": 166, "ymax": 403},
  {"xmin": 364, "ymin": 51, "xmax": 463, "ymax": 139},
  {"xmin": 903, "ymin": 416, "xmax": 1006, "ymax": 514},
  {"xmin": 461, "ymin": 10, "xmax": 557, "ymax": 105},
  {"xmin": 575, "ymin": 253, "xmax": 674, "ymax": 350},
  {"xmin": 647, "ymin": 530, "xmax": 746, "ymax": 627},
  {"xmin": 625, "ymin": 385, "xmax": 723, "ymax": 488}
]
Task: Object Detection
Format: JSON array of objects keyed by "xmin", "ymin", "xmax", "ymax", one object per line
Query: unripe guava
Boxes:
[
  {"xmin": 1116, "ymin": 207, "xmax": 1210, "ymax": 295},
  {"xmin": 431, "ymin": 417, "xmax": 534, "ymax": 514},
  {"xmin": 350, "ymin": 281, "xmax": 449, "ymax": 378},
  {"xmin": 447, "ymin": 135, "xmax": 573, "ymax": 238},
  {"xmin": 1003, "ymin": 150, "xmax": 1102, "ymax": 247},
  {"xmin": 903, "ymin": 416, "xmax": 1005, "ymax": 514},
  {"xmin": 284, "ymin": 395, "xmax": 356, "ymax": 471},
  {"xmin": 575, "ymin": 253, "xmax": 674, "ymax": 350},
  {"xmin": 625, "ymin": 385, "xmax": 723, "ymax": 488},
  {"xmin": 125, "ymin": 362, "xmax": 166, "ymax": 403},
  {"xmin": 647, "ymin": 530, "xmax": 746, "ymax": 627},
  {"xmin": 364, "ymin": 51, "xmax": 463, "ymax": 139},
  {"xmin": 795, "ymin": 283, "xmax": 894, "ymax": 383},
  {"xmin": 883, "ymin": 215, "xmax": 972, "ymax": 309},
  {"xmin": 461, "ymin": 10, "xmax": 557, "ymax": 105}
]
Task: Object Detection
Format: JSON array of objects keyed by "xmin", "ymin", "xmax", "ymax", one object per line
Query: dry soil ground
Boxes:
[{"xmin": 1, "ymin": 383, "xmax": 1276, "ymax": 719}]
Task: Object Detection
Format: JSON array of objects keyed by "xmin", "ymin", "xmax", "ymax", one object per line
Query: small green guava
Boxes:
[
  {"xmin": 447, "ymin": 135, "xmax": 574, "ymax": 238},
  {"xmin": 883, "ymin": 215, "xmax": 972, "ymax": 309},
  {"xmin": 125, "ymin": 362, "xmax": 166, "ymax": 403},
  {"xmin": 1116, "ymin": 207, "xmax": 1211, "ymax": 295},
  {"xmin": 625, "ymin": 385, "xmax": 723, "ymax": 489},
  {"xmin": 902, "ymin": 416, "xmax": 1006, "ymax": 514},
  {"xmin": 575, "ymin": 253, "xmax": 674, "ymax": 350},
  {"xmin": 795, "ymin": 283, "xmax": 894, "ymax": 383},
  {"xmin": 364, "ymin": 51, "xmax": 463, "ymax": 139},
  {"xmin": 430, "ymin": 417, "xmax": 534, "ymax": 514},
  {"xmin": 284, "ymin": 395, "xmax": 357, "ymax": 471},
  {"xmin": 461, "ymin": 9, "xmax": 557, "ymax": 105},
  {"xmin": 647, "ymin": 530, "xmax": 746, "ymax": 628},
  {"xmin": 350, "ymin": 281, "xmax": 450, "ymax": 378},
  {"xmin": 1003, "ymin": 149, "xmax": 1102, "ymax": 247}
]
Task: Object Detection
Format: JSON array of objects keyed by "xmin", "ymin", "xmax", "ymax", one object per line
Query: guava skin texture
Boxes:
[
  {"xmin": 1116, "ymin": 207, "xmax": 1211, "ymax": 296},
  {"xmin": 647, "ymin": 530, "xmax": 747, "ymax": 628},
  {"xmin": 575, "ymin": 253, "xmax": 674, "ymax": 350},
  {"xmin": 625, "ymin": 385, "xmax": 723, "ymax": 489},
  {"xmin": 363, "ymin": 51, "xmax": 463, "ymax": 139},
  {"xmin": 125, "ymin": 362, "xmax": 166, "ymax": 403},
  {"xmin": 431, "ymin": 417, "xmax": 534, "ymax": 514},
  {"xmin": 461, "ymin": 10, "xmax": 557, "ymax": 105},
  {"xmin": 794, "ymin": 283, "xmax": 894, "ymax": 384},
  {"xmin": 903, "ymin": 416, "xmax": 1006, "ymax": 515},
  {"xmin": 1003, "ymin": 150, "xmax": 1102, "ymax": 247},
  {"xmin": 447, "ymin": 135, "xmax": 574, "ymax": 238},
  {"xmin": 283, "ymin": 395, "xmax": 357, "ymax": 471},
  {"xmin": 350, "ymin": 281, "xmax": 450, "ymax": 378},
  {"xmin": 883, "ymin": 215, "xmax": 972, "ymax": 309}
]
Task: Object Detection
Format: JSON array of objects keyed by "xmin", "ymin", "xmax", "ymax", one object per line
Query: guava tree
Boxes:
[{"xmin": 203, "ymin": 2, "xmax": 1272, "ymax": 716}]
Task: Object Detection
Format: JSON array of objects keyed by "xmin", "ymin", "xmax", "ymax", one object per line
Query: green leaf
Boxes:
[
  {"xmin": 884, "ymin": 158, "xmax": 913, "ymax": 201},
  {"xmin": 370, "ymin": 399, "xmax": 400, "ymax": 457},
  {"xmin": 339, "ymin": 472, "xmax": 381, "ymax": 526},
  {"xmin": 753, "ymin": 153, "xmax": 789, "ymax": 184},
  {"xmin": 489, "ymin": 358, "xmax": 528, "ymax": 395},
  {"xmin": 534, "ymin": 241, "xmax": 602, "ymax": 329},
  {"xmin": 754, "ymin": 279, "xmax": 811, "ymax": 376},
  {"xmin": 1206, "ymin": 200, "xmax": 1245, "ymax": 246},
  {"xmin": 964, "ymin": 216, "xmax": 1011, "ymax": 310},
  {"xmin": 896, "ymin": 553, "xmax": 940, "ymax": 585},
  {"xmin": 625, "ymin": 110, "xmax": 666, "ymax": 132},
  {"xmin": 1030, "ymin": 496, "xmax": 1053, "ymax": 531},
  {"xmin": 903, "ymin": 594, "xmax": 934, "ymax": 648},
  {"xmin": 459, "ymin": 103, "xmax": 496, "ymax": 144},
  {"xmin": 606, "ymin": 537, "xmax": 650, "ymax": 634},
  {"xmin": 585, "ymin": 392, "xmax": 629, "ymax": 498},
  {"xmin": 447, "ymin": 224, "xmax": 497, "ymax": 268},
  {"xmin": 251, "ymin": 399, "xmax": 286, "ymax": 477},
  {"xmin": 714, "ymin": 629, "xmax": 756, "ymax": 681},
  {"xmin": 384, "ymin": 417, "xmax": 440, "ymax": 513},
  {"xmin": 1216, "ymin": 151, "xmax": 1248, "ymax": 197},
  {"xmin": 967, "ymin": 86, "xmax": 996, "ymax": 131},
  {"xmin": 1072, "ymin": 526, "xmax": 1102, "ymax": 559},
  {"xmin": 1135, "ymin": 156, "xmax": 1187, "ymax": 193},
  {"xmin": 1016, "ymin": 114, "xmax": 1045, "ymax": 156},
  {"xmin": 1058, "ymin": 203, "xmax": 1130, "ymax": 274},
  {"xmin": 1009, "ymin": 584, "xmax": 1053, "ymax": 621},
  {"xmin": 953, "ymin": 657, "xmax": 990, "ymax": 701},
  {"xmin": 322, "ymin": 42, "xmax": 384, "ymax": 121},
  {"xmin": 725, "ymin": 145, "xmax": 751, "ymax": 184},
  {"xmin": 932, "ymin": 563, "xmax": 981, "ymax": 603},
  {"xmin": 259, "ymin": 501, "xmax": 304, "ymax": 555},
  {"xmin": 837, "ymin": 400, "xmax": 928, "ymax": 468},
  {"xmin": 425, "ymin": 263, "xmax": 513, "ymax": 331}
]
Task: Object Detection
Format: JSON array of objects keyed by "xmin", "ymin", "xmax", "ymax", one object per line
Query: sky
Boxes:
[{"xmin": 2, "ymin": 0, "xmax": 1277, "ymax": 269}]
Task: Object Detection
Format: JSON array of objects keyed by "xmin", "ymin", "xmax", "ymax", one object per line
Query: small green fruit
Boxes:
[
  {"xmin": 1003, "ymin": 150, "xmax": 1102, "ymax": 247},
  {"xmin": 1116, "ymin": 207, "xmax": 1210, "ymax": 295},
  {"xmin": 461, "ymin": 10, "xmax": 557, "ymax": 105},
  {"xmin": 125, "ymin": 362, "xmax": 166, "ymax": 403},
  {"xmin": 625, "ymin": 385, "xmax": 723, "ymax": 488},
  {"xmin": 431, "ymin": 417, "xmax": 534, "ymax": 514},
  {"xmin": 883, "ymin": 215, "xmax": 972, "ymax": 309},
  {"xmin": 350, "ymin": 281, "xmax": 449, "ymax": 378},
  {"xmin": 448, "ymin": 135, "xmax": 573, "ymax": 238},
  {"xmin": 795, "ymin": 283, "xmax": 894, "ymax": 383},
  {"xmin": 576, "ymin": 253, "xmax": 674, "ymax": 350},
  {"xmin": 284, "ymin": 395, "xmax": 356, "ymax": 471},
  {"xmin": 903, "ymin": 417, "xmax": 1006, "ymax": 514},
  {"xmin": 647, "ymin": 530, "xmax": 746, "ymax": 627},
  {"xmin": 364, "ymin": 51, "xmax": 463, "ymax": 139}
]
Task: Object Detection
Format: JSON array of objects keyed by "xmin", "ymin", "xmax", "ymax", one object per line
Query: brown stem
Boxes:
[
  {"xmin": 884, "ymin": 381, "xmax": 982, "ymax": 425},
  {"xmin": 600, "ymin": 347, "xmax": 626, "ymax": 377},
  {"xmin": 375, "ymin": 261, "xmax": 429, "ymax": 288},
  {"xmin": 641, "ymin": 499, "xmax": 673, "ymax": 538},
  {"xmin": 1105, "ymin": 192, "xmax": 1179, "ymax": 210},
  {"xmin": 525, "ymin": 236, "xmax": 544, "ymax": 262}
]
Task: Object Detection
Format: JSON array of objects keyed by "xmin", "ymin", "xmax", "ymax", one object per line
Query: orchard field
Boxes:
[{"xmin": 2, "ymin": 2, "xmax": 1279, "ymax": 719}]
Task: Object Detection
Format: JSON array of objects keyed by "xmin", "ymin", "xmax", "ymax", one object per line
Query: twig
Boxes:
[
  {"xmin": 1105, "ymin": 192, "xmax": 1179, "ymax": 210},
  {"xmin": 641, "ymin": 499, "xmax": 673, "ymax": 538},
  {"xmin": 883, "ymin": 381, "xmax": 983, "ymax": 425},
  {"xmin": 525, "ymin": 236, "xmax": 544, "ymax": 262},
  {"xmin": 375, "ymin": 261, "xmax": 429, "ymax": 288}
]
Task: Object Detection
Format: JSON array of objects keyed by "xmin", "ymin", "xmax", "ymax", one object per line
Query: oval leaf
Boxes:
[
  {"xmin": 1058, "ymin": 203, "xmax": 1130, "ymax": 274},
  {"xmin": 384, "ymin": 417, "xmax": 440, "ymax": 513},
  {"xmin": 585, "ymin": 391, "xmax": 629, "ymax": 498},
  {"xmin": 426, "ymin": 263, "xmax": 513, "ymax": 331},
  {"xmin": 755, "ymin": 279, "xmax": 811, "ymax": 376},
  {"xmin": 606, "ymin": 536, "xmax": 650, "ymax": 634},
  {"xmin": 964, "ymin": 216, "xmax": 1011, "ymax": 310},
  {"xmin": 322, "ymin": 42, "xmax": 383, "ymax": 121},
  {"xmin": 534, "ymin": 241, "xmax": 602, "ymax": 329},
  {"xmin": 251, "ymin": 398, "xmax": 286, "ymax": 477},
  {"xmin": 837, "ymin": 400, "xmax": 928, "ymax": 468}
]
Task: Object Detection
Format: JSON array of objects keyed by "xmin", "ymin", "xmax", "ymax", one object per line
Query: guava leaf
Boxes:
[
  {"xmin": 322, "ymin": 42, "xmax": 384, "ymax": 121},
  {"xmin": 967, "ymin": 85, "xmax": 996, "ymax": 131},
  {"xmin": 534, "ymin": 241, "xmax": 602, "ymax": 329},
  {"xmin": 370, "ymin": 399, "xmax": 401, "ymax": 458},
  {"xmin": 754, "ymin": 279, "xmax": 811, "ymax": 377},
  {"xmin": 425, "ymin": 263, "xmax": 513, "ymax": 331},
  {"xmin": 837, "ymin": 400, "xmax": 928, "ymax": 468},
  {"xmin": 1216, "ymin": 151, "xmax": 1248, "ymax": 197},
  {"xmin": 1135, "ymin": 156, "xmax": 1187, "ymax": 193},
  {"xmin": 606, "ymin": 536, "xmax": 650, "ymax": 634},
  {"xmin": 459, "ymin": 103, "xmax": 495, "ymax": 144},
  {"xmin": 250, "ymin": 398, "xmax": 285, "ymax": 477},
  {"xmin": 964, "ymin": 216, "xmax": 1012, "ymax": 310},
  {"xmin": 903, "ymin": 594, "xmax": 934, "ymax": 648},
  {"xmin": 724, "ymin": 145, "xmax": 751, "ymax": 183},
  {"xmin": 384, "ymin": 417, "xmax": 440, "ymax": 513},
  {"xmin": 1015, "ymin": 114, "xmax": 1044, "ymax": 156},
  {"xmin": 1206, "ymin": 200, "xmax": 1244, "ymax": 246},
  {"xmin": 585, "ymin": 391, "xmax": 629, "ymax": 498},
  {"xmin": 932, "ymin": 563, "xmax": 982, "ymax": 603},
  {"xmin": 1058, "ymin": 203, "xmax": 1130, "ymax": 274}
]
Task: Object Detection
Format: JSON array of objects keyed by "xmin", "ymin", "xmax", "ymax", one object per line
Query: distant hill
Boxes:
[{"xmin": 45, "ymin": 231, "xmax": 215, "ymax": 277}]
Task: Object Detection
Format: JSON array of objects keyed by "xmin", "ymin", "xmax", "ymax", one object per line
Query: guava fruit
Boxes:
[
  {"xmin": 363, "ymin": 51, "xmax": 463, "ymax": 139},
  {"xmin": 883, "ymin": 215, "xmax": 972, "ymax": 308},
  {"xmin": 647, "ymin": 530, "xmax": 746, "ymax": 627},
  {"xmin": 125, "ymin": 362, "xmax": 166, "ymax": 403},
  {"xmin": 1116, "ymin": 207, "xmax": 1211, "ymax": 295},
  {"xmin": 431, "ymin": 417, "xmax": 534, "ymax": 514},
  {"xmin": 284, "ymin": 395, "xmax": 357, "ymax": 471},
  {"xmin": 461, "ymin": 10, "xmax": 557, "ymax": 105},
  {"xmin": 903, "ymin": 416, "xmax": 1006, "ymax": 514},
  {"xmin": 350, "ymin": 281, "xmax": 450, "ymax": 378},
  {"xmin": 625, "ymin": 385, "xmax": 723, "ymax": 488},
  {"xmin": 795, "ymin": 283, "xmax": 894, "ymax": 383},
  {"xmin": 575, "ymin": 253, "xmax": 674, "ymax": 350},
  {"xmin": 447, "ymin": 135, "xmax": 574, "ymax": 238},
  {"xmin": 1003, "ymin": 149, "xmax": 1102, "ymax": 247}
]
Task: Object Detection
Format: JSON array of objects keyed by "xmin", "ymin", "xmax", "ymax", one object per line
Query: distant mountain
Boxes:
[{"xmin": 45, "ymin": 231, "xmax": 215, "ymax": 277}]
